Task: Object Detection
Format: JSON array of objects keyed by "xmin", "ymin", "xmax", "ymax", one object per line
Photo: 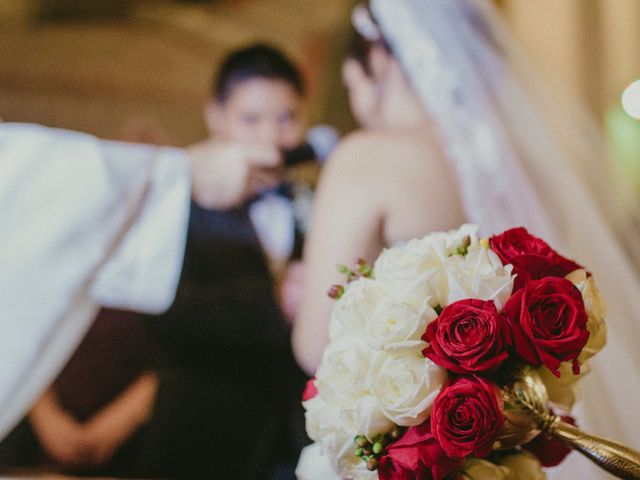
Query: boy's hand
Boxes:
[{"xmin": 188, "ymin": 140, "xmax": 283, "ymax": 210}]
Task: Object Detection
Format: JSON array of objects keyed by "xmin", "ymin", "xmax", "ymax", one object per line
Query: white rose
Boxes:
[
  {"xmin": 322, "ymin": 428, "xmax": 360, "ymax": 475},
  {"xmin": 306, "ymin": 373, "xmax": 393, "ymax": 475},
  {"xmin": 445, "ymin": 245, "xmax": 514, "ymax": 310},
  {"xmin": 499, "ymin": 451, "xmax": 546, "ymax": 480},
  {"xmin": 461, "ymin": 458, "xmax": 510, "ymax": 480},
  {"xmin": 314, "ymin": 423, "xmax": 375, "ymax": 480},
  {"xmin": 373, "ymin": 239, "xmax": 448, "ymax": 307},
  {"xmin": 340, "ymin": 461, "xmax": 379, "ymax": 480},
  {"xmin": 341, "ymin": 395, "xmax": 394, "ymax": 439},
  {"xmin": 307, "ymin": 385, "xmax": 392, "ymax": 475},
  {"xmin": 304, "ymin": 395, "xmax": 340, "ymax": 442},
  {"xmin": 295, "ymin": 443, "xmax": 341, "ymax": 480},
  {"xmin": 316, "ymin": 337, "xmax": 375, "ymax": 404},
  {"xmin": 329, "ymin": 278, "xmax": 388, "ymax": 341},
  {"xmin": 565, "ymin": 269, "xmax": 607, "ymax": 361},
  {"xmin": 372, "ymin": 352, "xmax": 447, "ymax": 426},
  {"xmin": 304, "ymin": 397, "xmax": 359, "ymax": 475},
  {"xmin": 362, "ymin": 300, "xmax": 436, "ymax": 353},
  {"xmin": 450, "ymin": 223, "xmax": 480, "ymax": 241},
  {"xmin": 414, "ymin": 224, "xmax": 481, "ymax": 254}
]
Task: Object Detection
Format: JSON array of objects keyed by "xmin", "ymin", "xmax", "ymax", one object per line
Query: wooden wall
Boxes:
[
  {"xmin": 0, "ymin": 0, "xmax": 357, "ymax": 145},
  {"xmin": 2, "ymin": 0, "xmax": 637, "ymax": 145}
]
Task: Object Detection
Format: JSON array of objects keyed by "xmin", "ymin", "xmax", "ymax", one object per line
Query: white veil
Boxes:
[{"xmin": 368, "ymin": 0, "xmax": 640, "ymax": 478}]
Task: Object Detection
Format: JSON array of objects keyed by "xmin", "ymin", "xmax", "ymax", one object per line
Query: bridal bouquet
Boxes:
[{"xmin": 300, "ymin": 225, "xmax": 607, "ymax": 480}]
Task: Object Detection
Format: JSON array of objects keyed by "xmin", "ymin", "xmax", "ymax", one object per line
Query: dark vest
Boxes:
[{"xmin": 143, "ymin": 202, "xmax": 307, "ymax": 480}]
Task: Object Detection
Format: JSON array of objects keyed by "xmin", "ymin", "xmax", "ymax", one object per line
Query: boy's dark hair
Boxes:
[{"xmin": 213, "ymin": 43, "xmax": 305, "ymax": 103}]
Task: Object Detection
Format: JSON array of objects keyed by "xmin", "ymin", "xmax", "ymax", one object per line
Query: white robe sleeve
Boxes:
[{"xmin": 0, "ymin": 123, "xmax": 191, "ymax": 439}]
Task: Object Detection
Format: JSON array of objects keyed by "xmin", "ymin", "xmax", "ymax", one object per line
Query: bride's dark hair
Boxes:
[{"xmin": 346, "ymin": 4, "xmax": 390, "ymax": 76}]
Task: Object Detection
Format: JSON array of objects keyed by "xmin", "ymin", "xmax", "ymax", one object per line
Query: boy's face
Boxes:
[{"xmin": 207, "ymin": 78, "xmax": 303, "ymax": 150}]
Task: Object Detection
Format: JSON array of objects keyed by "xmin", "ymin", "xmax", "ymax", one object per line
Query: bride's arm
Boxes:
[
  {"xmin": 292, "ymin": 134, "xmax": 387, "ymax": 375},
  {"xmin": 291, "ymin": 130, "xmax": 462, "ymax": 375}
]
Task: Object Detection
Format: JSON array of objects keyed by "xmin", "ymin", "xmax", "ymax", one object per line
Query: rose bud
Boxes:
[{"xmin": 301, "ymin": 377, "xmax": 318, "ymax": 401}]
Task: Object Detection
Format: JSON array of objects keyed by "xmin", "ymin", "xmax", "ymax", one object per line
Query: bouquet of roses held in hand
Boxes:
[{"xmin": 298, "ymin": 225, "xmax": 607, "ymax": 480}]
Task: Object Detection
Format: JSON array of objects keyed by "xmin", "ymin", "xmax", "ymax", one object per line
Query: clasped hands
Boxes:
[{"xmin": 28, "ymin": 373, "xmax": 157, "ymax": 470}]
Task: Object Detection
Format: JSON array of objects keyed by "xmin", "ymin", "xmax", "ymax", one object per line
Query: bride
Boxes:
[{"xmin": 292, "ymin": 0, "xmax": 640, "ymax": 478}]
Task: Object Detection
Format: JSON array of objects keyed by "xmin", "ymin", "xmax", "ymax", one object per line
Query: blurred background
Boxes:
[
  {"xmin": 1, "ymin": 3, "xmax": 640, "ymax": 477},
  {"xmin": 1, "ymin": 0, "xmax": 640, "ymax": 186},
  {"xmin": 0, "ymin": 0, "xmax": 360, "ymax": 144}
]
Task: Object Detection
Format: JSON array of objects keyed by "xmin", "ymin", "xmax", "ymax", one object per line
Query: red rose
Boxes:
[
  {"xmin": 378, "ymin": 420, "xmax": 462, "ymax": 480},
  {"xmin": 430, "ymin": 375, "xmax": 504, "ymax": 459},
  {"xmin": 301, "ymin": 377, "xmax": 318, "ymax": 401},
  {"xmin": 524, "ymin": 414, "xmax": 576, "ymax": 466},
  {"xmin": 489, "ymin": 227, "xmax": 582, "ymax": 290},
  {"xmin": 502, "ymin": 277, "xmax": 589, "ymax": 376},
  {"xmin": 422, "ymin": 299, "xmax": 510, "ymax": 374}
]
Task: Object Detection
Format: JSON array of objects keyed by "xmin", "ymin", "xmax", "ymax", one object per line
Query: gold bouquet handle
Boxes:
[
  {"xmin": 541, "ymin": 413, "xmax": 640, "ymax": 480},
  {"xmin": 504, "ymin": 369, "xmax": 640, "ymax": 479}
]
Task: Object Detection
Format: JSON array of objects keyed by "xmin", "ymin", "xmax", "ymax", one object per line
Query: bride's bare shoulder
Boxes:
[
  {"xmin": 323, "ymin": 129, "xmax": 445, "ymax": 181},
  {"xmin": 316, "ymin": 128, "xmax": 463, "ymax": 245}
]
